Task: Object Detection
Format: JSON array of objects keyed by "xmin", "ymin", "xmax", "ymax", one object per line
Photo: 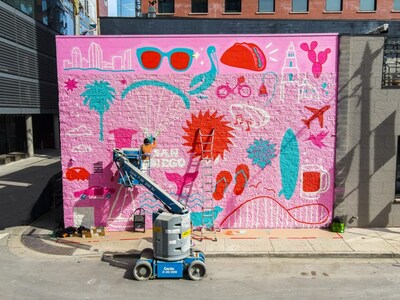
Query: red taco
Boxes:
[{"xmin": 221, "ymin": 42, "xmax": 267, "ymax": 71}]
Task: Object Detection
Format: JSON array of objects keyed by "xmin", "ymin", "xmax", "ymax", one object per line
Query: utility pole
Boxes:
[
  {"xmin": 96, "ymin": 0, "xmax": 100, "ymax": 34},
  {"xmin": 74, "ymin": 0, "xmax": 80, "ymax": 35}
]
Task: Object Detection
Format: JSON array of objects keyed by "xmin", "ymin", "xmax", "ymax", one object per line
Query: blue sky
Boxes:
[{"xmin": 108, "ymin": 0, "xmax": 117, "ymax": 16}]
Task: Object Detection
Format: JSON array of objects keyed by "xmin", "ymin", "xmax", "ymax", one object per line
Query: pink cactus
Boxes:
[{"xmin": 300, "ymin": 41, "xmax": 331, "ymax": 78}]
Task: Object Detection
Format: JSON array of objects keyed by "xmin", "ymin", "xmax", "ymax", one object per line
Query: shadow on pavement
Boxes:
[
  {"xmin": 0, "ymin": 151, "xmax": 62, "ymax": 230},
  {"xmin": 20, "ymin": 208, "xmax": 81, "ymax": 256},
  {"xmin": 102, "ymin": 253, "xmax": 139, "ymax": 280}
]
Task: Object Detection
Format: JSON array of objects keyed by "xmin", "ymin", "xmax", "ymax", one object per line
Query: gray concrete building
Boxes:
[
  {"xmin": 336, "ymin": 35, "xmax": 400, "ymax": 227},
  {"xmin": 0, "ymin": 0, "xmax": 99, "ymax": 160},
  {"xmin": 0, "ymin": 1, "xmax": 62, "ymax": 159}
]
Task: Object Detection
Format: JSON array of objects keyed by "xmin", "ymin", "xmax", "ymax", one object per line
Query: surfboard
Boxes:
[{"xmin": 279, "ymin": 128, "xmax": 300, "ymax": 200}]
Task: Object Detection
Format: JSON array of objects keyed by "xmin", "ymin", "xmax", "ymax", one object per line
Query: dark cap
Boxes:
[{"xmin": 144, "ymin": 138, "xmax": 150, "ymax": 144}]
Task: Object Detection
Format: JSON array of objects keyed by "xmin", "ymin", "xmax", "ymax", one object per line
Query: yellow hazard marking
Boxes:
[
  {"xmin": 153, "ymin": 226, "xmax": 161, "ymax": 233},
  {"xmin": 182, "ymin": 229, "xmax": 191, "ymax": 239}
]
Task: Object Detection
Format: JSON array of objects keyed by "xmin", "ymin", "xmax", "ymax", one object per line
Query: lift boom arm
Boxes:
[{"xmin": 113, "ymin": 148, "xmax": 188, "ymax": 215}]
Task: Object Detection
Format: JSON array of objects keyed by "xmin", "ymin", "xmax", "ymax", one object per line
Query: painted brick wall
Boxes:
[{"xmin": 56, "ymin": 34, "xmax": 338, "ymax": 230}]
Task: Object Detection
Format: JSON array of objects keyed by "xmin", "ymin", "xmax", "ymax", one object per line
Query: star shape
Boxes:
[
  {"xmin": 65, "ymin": 78, "xmax": 78, "ymax": 92},
  {"xmin": 120, "ymin": 78, "xmax": 128, "ymax": 85}
]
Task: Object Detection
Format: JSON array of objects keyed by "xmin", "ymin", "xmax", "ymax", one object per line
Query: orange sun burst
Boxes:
[{"xmin": 182, "ymin": 110, "xmax": 234, "ymax": 161}]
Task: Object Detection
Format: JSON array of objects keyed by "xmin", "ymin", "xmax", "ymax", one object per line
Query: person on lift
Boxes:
[{"xmin": 141, "ymin": 137, "xmax": 156, "ymax": 172}]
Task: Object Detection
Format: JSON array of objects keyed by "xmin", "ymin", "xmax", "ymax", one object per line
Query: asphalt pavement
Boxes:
[{"xmin": 2, "ymin": 150, "xmax": 400, "ymax": 260}]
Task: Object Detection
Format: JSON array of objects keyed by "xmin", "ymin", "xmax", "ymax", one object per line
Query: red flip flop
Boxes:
[
  {"xmin": 213, "ymin": 171, "xmax": 233, "ymax": 201},
  {"xmin": 233, "ymin": 164, "xmax": 250, "ymax": 195}
]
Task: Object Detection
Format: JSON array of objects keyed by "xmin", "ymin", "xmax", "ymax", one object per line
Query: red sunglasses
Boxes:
[{"xmin": 137, "ymin": 47, "xmax": 194, "ymax": 72}]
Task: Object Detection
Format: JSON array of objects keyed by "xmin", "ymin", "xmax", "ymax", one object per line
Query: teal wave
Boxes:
[{"xmin": 121, "ymin": 80, "xmax": 190, "ymax": 109}]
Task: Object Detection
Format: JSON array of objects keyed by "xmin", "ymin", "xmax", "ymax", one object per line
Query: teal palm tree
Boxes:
[{"xmin": 81, "ymin": 80, "xmax": 116, "ymax": 141}]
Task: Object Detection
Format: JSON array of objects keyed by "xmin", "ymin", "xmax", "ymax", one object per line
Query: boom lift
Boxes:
[{"xmin": 112, "ymin": 148, "xmax": 206, "ymax": 281}]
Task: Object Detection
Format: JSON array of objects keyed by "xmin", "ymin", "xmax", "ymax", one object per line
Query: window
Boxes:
[
  {"xmin": 325, "ymin": 0, "xmax": 342, "ymax": 11},
  {"xmin": 259, "ymin": 0, "xmax": 274, "ymax": 12},
  {"xmin": 292, "ymin": 0, "xmax": 308, "ymax": 12},
  {"xmin": 18, "ymin": 0, "xmax": 34, "ymax": 16},
  {"xmin": 382, "ymin": 38, "xmax": 400, "ymax": 88},
  {"xmin": 118, "ymin": 0, "xmax": 136, "ymax": 16},
  {"xmin": 158, "ymin": 0, "xmax": 174, "ymax": 13},
  {"xmin": 359, "ymin": 0, "xmax": 376, "ymax": 11},
  {"xmin": 225, "ymin": 0, "xmax": 241, "ymax": 13},
  {"xmin": 394, "ymin": 0, "xmax": 400, "ymax": 10},
  {"xmin": 192, "ymin": 0, "xmax": 208, "ymax": 13},
  {"xmin": 9, "ymin": 0, "xmax": 34, "ymax": 17}
]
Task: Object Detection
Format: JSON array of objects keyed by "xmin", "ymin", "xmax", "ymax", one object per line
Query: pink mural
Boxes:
[{"xmin": 56, "ymin": 34, "xmax": 338, "ymax": 231}]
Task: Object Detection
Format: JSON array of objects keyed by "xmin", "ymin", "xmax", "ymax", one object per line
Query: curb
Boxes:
[
  {"xmin": 101, "ymin": 250, "xmax": 400, "ymax": 260},
  {"xmin": 207, "ymin": 251, "xmax": 400, "ymax": 259}
]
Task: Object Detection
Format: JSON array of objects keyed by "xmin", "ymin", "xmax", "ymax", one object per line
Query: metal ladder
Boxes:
[{"xmin": 198, "ymin": 128, "xmax": 217, "ymax": 241}]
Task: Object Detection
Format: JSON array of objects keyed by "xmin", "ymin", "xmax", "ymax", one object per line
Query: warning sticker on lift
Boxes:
[
  {"xmin": 153, "ymin": 226, "xmax": 161, "ymax": 233},
  {"xmin": 182, "ymin": 229, "xmax": 191, "ymax": 239},
  {"xmin": 162, "ymin": 267, "xmax": 178, "ymax": 275}
]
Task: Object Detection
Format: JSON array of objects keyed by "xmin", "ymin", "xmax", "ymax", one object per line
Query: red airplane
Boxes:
[{"xmin": 302, "ymin": 105, "xmax": 331, "ymax": 128}]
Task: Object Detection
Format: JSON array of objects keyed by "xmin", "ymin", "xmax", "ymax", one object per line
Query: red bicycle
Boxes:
[{"xmin": 216, "ymin": 76, "xmax": 252, "ymax": 99}]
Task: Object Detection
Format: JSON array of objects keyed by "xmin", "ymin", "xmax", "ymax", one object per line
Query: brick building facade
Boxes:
[{"xmin": 142, "ymin": 0, "xmax": 400, "ymax": 20}]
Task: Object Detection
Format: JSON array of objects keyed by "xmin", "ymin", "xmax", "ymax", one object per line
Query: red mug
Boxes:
[{"xmin": 301, "ymin": 165, "xmax": 329, "ymax": 199}]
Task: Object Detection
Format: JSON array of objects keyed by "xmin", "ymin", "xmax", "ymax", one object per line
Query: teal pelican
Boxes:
[{"xmin": 188, "ymin": 46, "xmax": 219, "ymax": 97}]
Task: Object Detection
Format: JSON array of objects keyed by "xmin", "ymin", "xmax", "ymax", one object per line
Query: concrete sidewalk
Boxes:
[{"xmin": 5, "ymin": 209, "xmax": 400, "ymax": 259}]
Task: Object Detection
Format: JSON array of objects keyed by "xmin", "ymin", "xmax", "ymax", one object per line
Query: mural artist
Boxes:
[{"xmin": 141, "ymin": 137, "xmax": 157, "ymax": 171}]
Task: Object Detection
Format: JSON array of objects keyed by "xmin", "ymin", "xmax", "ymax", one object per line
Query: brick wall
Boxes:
[
  {"xmin": 141, "ymin": 0, "xmax": 400, "ymax": 20},
  {"xmin": 56, "ymin": 34, "xmax": 338, "ymax": 230}
]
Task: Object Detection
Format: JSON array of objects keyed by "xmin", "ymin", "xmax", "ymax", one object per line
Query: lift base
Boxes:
[{"xmin": 133, "ymin": 248, "xmax": 206, "ymax": 281}]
